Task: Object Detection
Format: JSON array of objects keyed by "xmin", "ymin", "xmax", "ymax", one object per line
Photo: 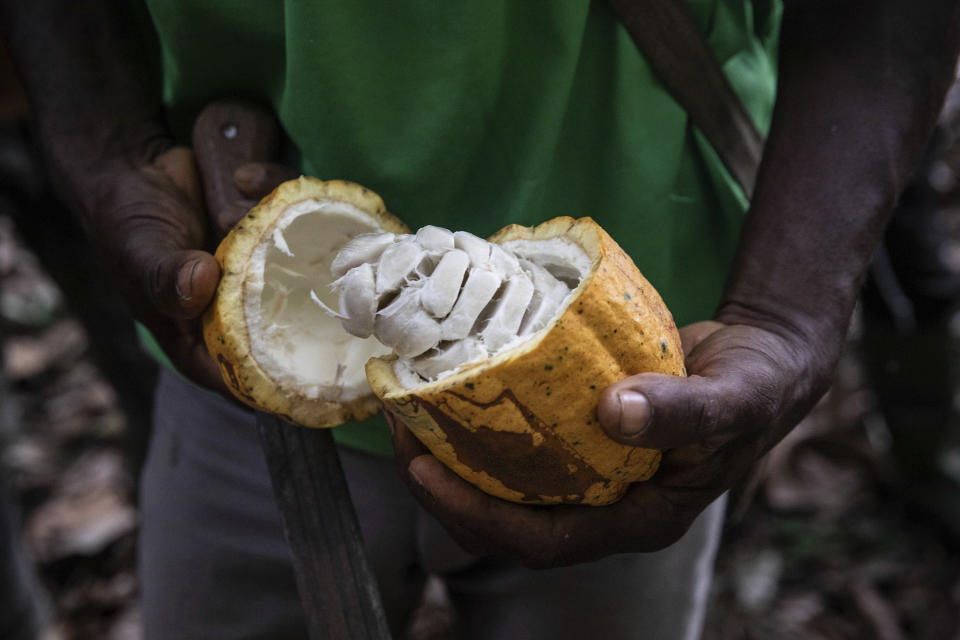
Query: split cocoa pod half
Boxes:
[
  {"xmin": 204, "ymin": 176, "xmax": 686, "ymax": 506},
  {"xmin": 203, "ymin": 177, "xmax": 409, "ymax": 427}
]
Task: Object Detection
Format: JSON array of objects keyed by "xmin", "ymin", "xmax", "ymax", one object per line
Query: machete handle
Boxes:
[{"xmin": 191, "ymin": 99, "xmax": 281, "ymax": 233}]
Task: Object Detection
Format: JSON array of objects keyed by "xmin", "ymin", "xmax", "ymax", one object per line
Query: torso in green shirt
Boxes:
[{"xmin": 142, "ymin": 0, "xmax": 781, "ymax": 456}]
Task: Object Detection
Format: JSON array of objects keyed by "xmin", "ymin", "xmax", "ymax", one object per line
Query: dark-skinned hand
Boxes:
[
  {"xmin": 85, "ymin": 150, "xmax": 296, "ymax": 394},
  {"xmin": 390, "ymin": 317, "xmax": 828, "ymax": 569},
  {"xmin": 390, "ymin": 0, "xmax": 960, "ymax": 570}
]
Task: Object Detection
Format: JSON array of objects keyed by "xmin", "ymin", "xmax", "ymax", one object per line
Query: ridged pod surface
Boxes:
[
  {"xmin": 366, "ymin": 217, "xmax": 686, "ymax": 506},
  {"xmin": 204, "ymin": 177, "xmax": 408, "ymax": 427}
]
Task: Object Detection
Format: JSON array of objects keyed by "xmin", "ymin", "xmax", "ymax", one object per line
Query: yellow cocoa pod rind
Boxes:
[{"xmin": 203, "ymin": 176, "xmax": 409, "ymax": 427}]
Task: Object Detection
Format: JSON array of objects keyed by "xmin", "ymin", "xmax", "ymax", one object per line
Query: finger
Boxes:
[
  {"xmin": 234, "ymin": 162, "xmax": 300, "ymax": 200},
  {"xmin": 399, "ymin": 426, "xmax": 632, "ymax": 567},
  {"xmin": 678, "ymin": 320, "xmax": 724, "ymax": 357},
  {"xmin": 394, "ymin": 418, "xmax": 721, "ymax": 564},
  {"xmin": 142, "ymin": 248, "xmax": 221, "ymax": 320},
  {"xmin": 390, "ymin": 421, "xmax": 500, "ymax": 555},
  {"xmin": 598, "ymin": 322, "xmax": 798, "ymax": 450},
  {"xmin": 597, "ymin": 321, "xmax": 720, "ymax": 437},
  {"xmin": 654, "ymin": 439, "xmax": 757, "ymax": 493},
  {"xmin": 608, "ymin": 480, "xmax": 713, "ymax": 552},
  {"xmin": 382, "ymin": 405, "xmax": 399, "ymax": 435},
  {"xmin": 154, "ymin": 147, "xmax": 204, "ymax": 211},
  {"xmin": 390, "ymin": 419, "xmax": 540, "ymax": 557},
  {"xmin": 406, "ymin": 455, "xmax": 505, "ymax": 557},
  {"xmin": 405, "ymin": 452, "xmax": 565, "ymax": 564},
  {"xmin": 103, "ymin": 147, "xmax": 217, "ymax": 320},
  {"xmin": 597, "ymin": 369, "xmax": 762, "ymax": 450}
]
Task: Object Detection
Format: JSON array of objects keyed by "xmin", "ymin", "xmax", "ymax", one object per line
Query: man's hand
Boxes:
[
  {"xmin": 84, "ymin": 146, "xmax": 223, "ymax": 391},
  {"xmin": 390, "ymin": 0, "xmax": 960, "ymax": 569},
  {"xmin": 599, "ymin": 319, "xmax": 821, "ymax": 466},
  {"xmin": 0, "ymin": 2, "xmax": 295, "ymax": 393},
  {"xmin": 390, "ymin": 317, "xmax": 827, "ymax": 569},
  {"xmin": 86, "ymin": 146, "xmax": 296, "ymax": 393}
]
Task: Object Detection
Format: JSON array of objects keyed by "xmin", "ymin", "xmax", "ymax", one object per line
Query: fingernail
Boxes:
[
  {"xmin": 176, "ymin": 260, "xmax": 198, "ymax": 302},
  {"xmin": 408, "ymin": 459, "xmax": 436, "ymax": 503},
  {"xmin": 408, "ymin": 463, "xmax": 424, "ymax": 487},
  {"xmin": 617, "ymin": 390, "xmax": 651, "ymax": 437}
]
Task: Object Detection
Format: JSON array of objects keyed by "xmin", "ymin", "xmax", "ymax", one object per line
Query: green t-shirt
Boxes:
[{"xmin": 141, "ymin": 0, "xmax": 781, "ymax": 456}]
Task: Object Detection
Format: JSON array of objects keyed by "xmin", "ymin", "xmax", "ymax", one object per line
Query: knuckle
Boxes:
[
  {"xmin": 743, "ymin": 372, "xmax": 782, "ymax": 429},
  {"xmin": 693, "ymin": 389, "xmax": 726, "ymax": 439},
  {"xmin": 143, "ymin": 253, "xmax": 169, "ymax": 306},
  {"xmin": 520, "ymin": 547, "xmax": 562, "ymax": 570},
  {"xmin": 715, "ymin": 365, "xmax": 782, "ymax": 438}
]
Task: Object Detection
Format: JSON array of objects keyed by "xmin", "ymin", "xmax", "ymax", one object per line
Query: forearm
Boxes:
[
  {"xmin": 719, "ymin": 0, "xmax": 960, "ymax": 370},
  {"xmin": 0, "ymin": 0, "xmax": 169, "ymax": 211}
]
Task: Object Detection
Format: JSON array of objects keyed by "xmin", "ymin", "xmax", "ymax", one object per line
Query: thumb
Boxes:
[
  {"xmin": 597, "ymin": 372, "xmax": 734, "ymax": 449},
  {"xmin": 141, "ymin": 247, "xmax": 221, "ymax": 320},
  {"xmin": 598, "ymin": 321, "xmax": 792, "ymax": 450}
]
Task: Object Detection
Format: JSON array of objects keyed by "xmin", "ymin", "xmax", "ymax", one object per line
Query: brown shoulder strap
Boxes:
[{"xmin": 608, "ymin": 0, "xmax": 764, "ymax": 197}]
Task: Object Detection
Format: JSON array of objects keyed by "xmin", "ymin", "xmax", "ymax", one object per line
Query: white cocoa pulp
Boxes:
[
  {"xmin": 245, "ymin": 200, "xmax": 393, "ymax": 403},
  {"xmin": 321, "ymin": 226, "xmax": 591, "ymax": 383}
]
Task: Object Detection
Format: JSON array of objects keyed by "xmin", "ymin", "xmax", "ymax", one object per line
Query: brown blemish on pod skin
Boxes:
[
  {"xmin": 412, "ymin": 389, "xmax": 608, "ymax": 503},
  {"xmin": 217, "ymin": 354, "xmax": 257, "ymax": 404},
  {"xmin": 217, "ymin": 353, "xmax": 241, "ymax": 390}
]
